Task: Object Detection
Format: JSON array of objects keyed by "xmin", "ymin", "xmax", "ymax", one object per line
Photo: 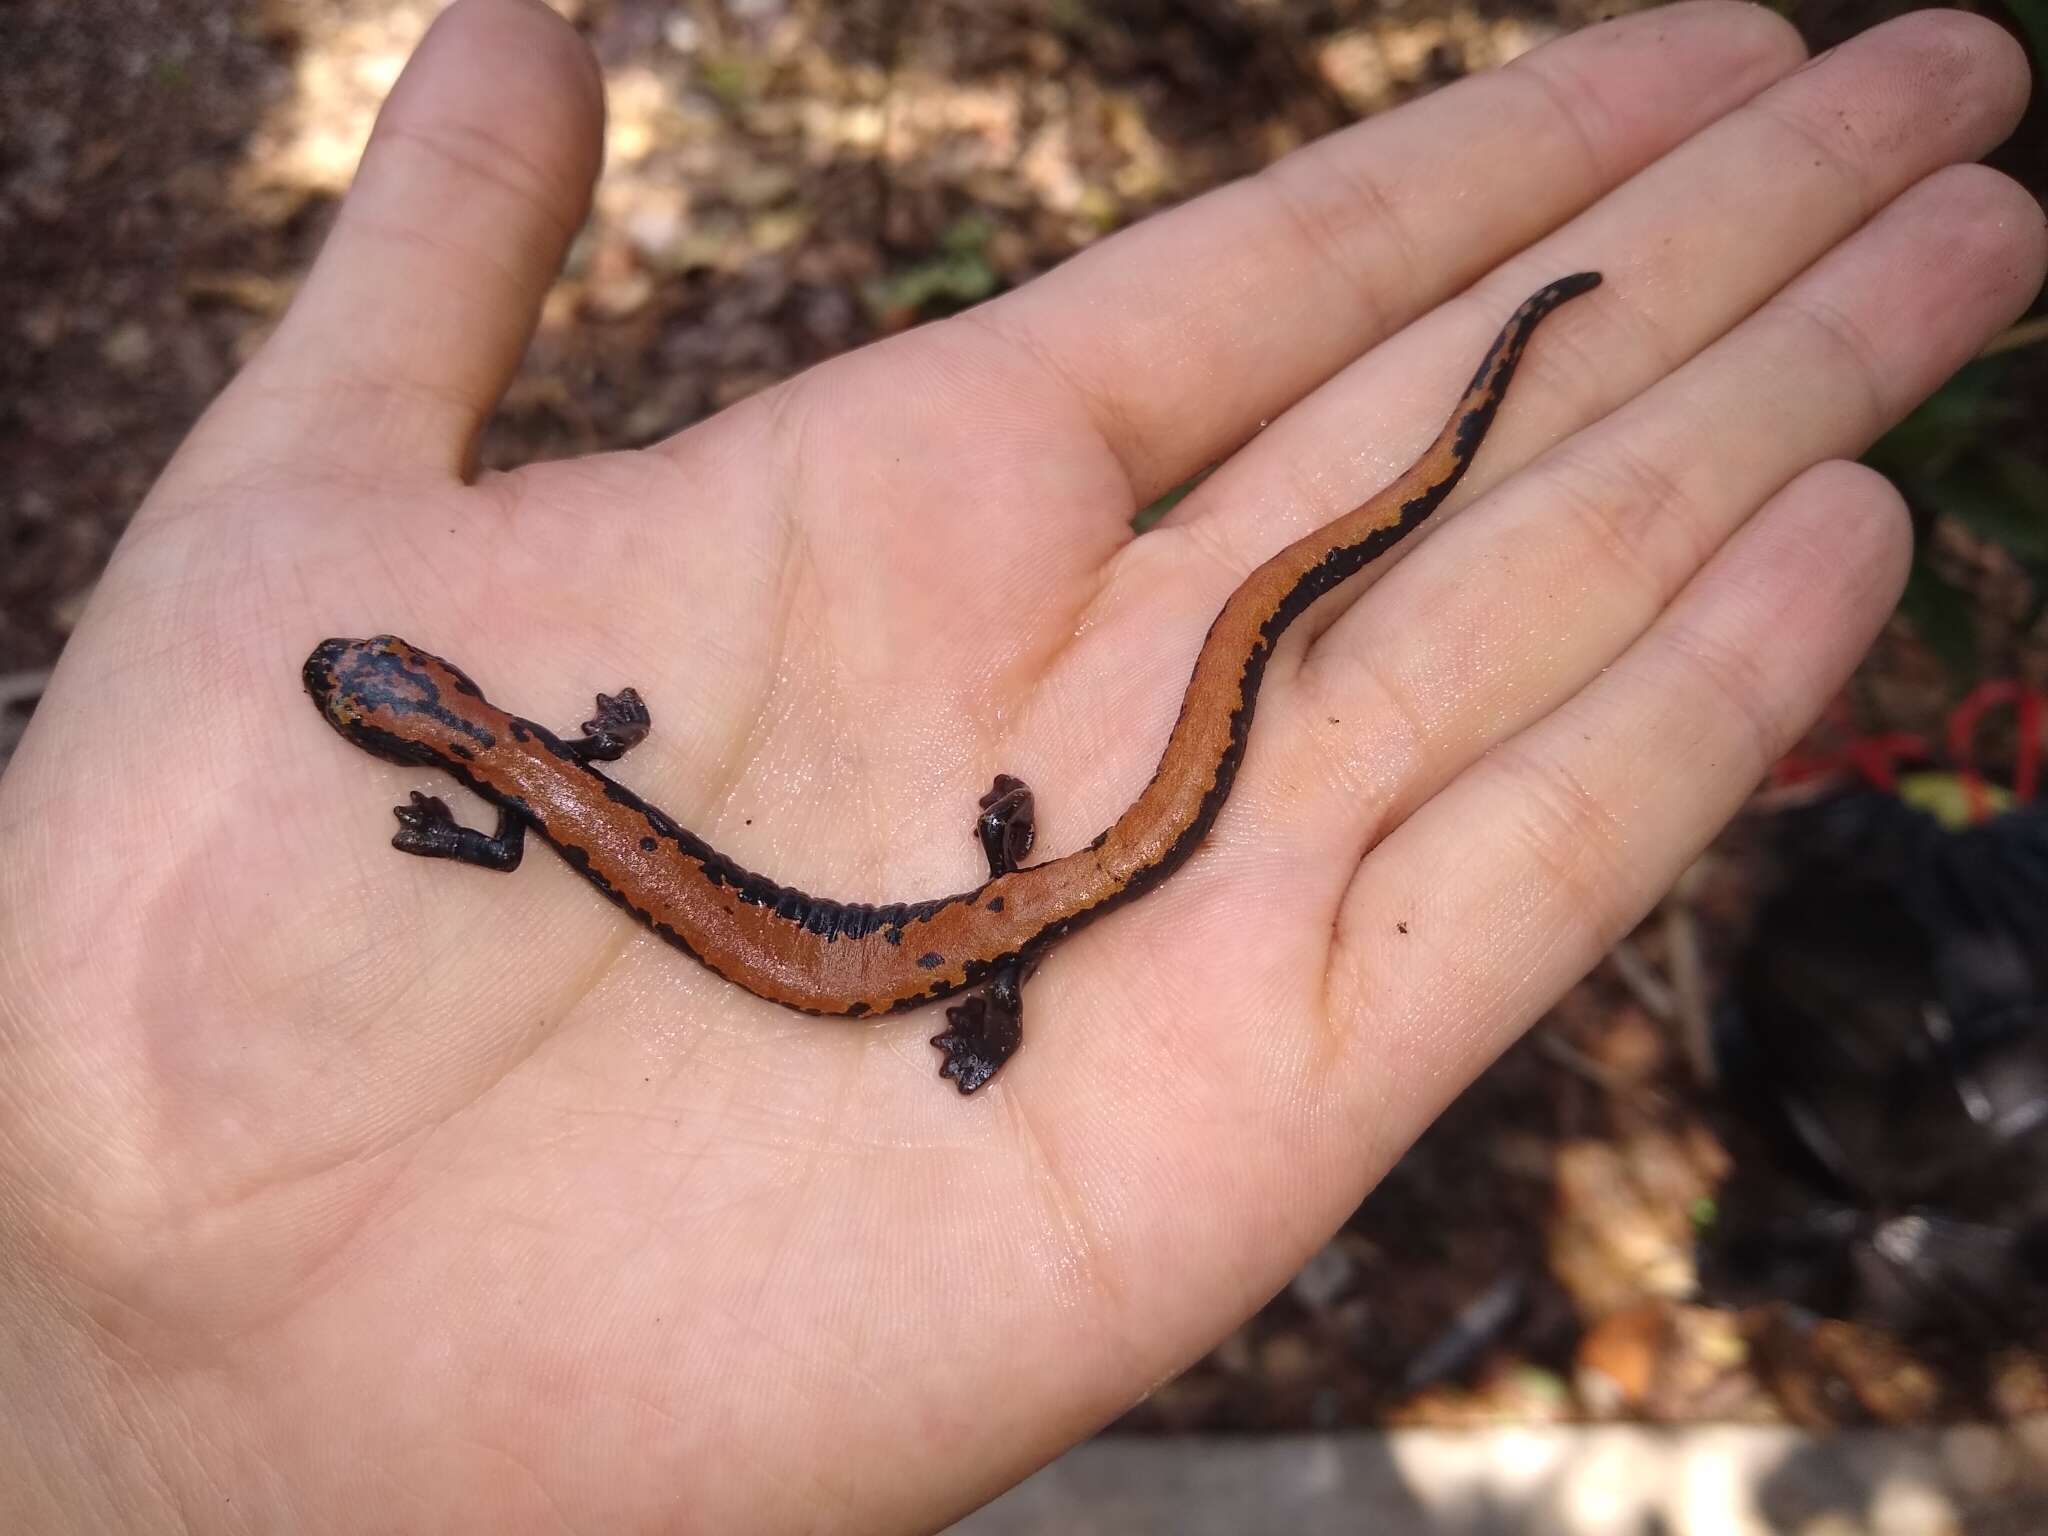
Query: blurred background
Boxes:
[{"xmin": 5, "ymin": 0, "xmax": 2047, "ymax": 1525}]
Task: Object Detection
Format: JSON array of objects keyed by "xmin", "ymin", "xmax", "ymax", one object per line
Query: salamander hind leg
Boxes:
[
  {"xmin": 975, "ymin": 774, "xmax": 1035, "ymax": 878},
  {"xmin": 565, "ymin": 687, "xmax": 651, "ymax": 763},
  {"xmin": 391, "ymin": 792, "xmax": 526, "ymax": 871},
  {"xmin": 932, "ymin": 958, "xmax": 1026, "ymax": 1094}
]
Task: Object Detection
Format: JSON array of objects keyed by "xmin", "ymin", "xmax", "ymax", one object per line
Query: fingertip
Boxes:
[
  {"xmin": 1638, "ymin": 1, "xmax": 1809, "ymax": 70},
  {"xmin": 238, "ymin": 0, "xmax": 609, "ymax": 479},
  {"xmin": 360, "ymin": 0, "xmax": 607, "ymax": 304},
  {"xmin": 1893, "ymin": 7, "xmax": 2033, "ymax": 113},
  {"xmin": 1552, "ymin": 2, "xmax": 1809, "ymax": 95},
  {"xmin": 394, "ymin": 0, "xmax": 607, "ymax": 213},
  {"xmin": 1767, "ymin": 458, "xmax": 1915, "ymax": 615},
  {"xmin": 1915, "ymin": 163, "xmax": 2048, "ymax": 317},
  {"xmin": 1799, "ymin": 7, "xmax": 2034, "ymax": 145}
]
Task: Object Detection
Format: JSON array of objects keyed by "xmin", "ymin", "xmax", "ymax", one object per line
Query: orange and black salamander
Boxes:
[{"xmin": 304, "ymin": 272, "xmax": 1600, "ymax": 1092}]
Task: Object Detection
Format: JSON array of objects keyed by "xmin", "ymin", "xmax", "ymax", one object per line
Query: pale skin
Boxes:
[{"xmin": 0, "ymin": 0, "xmax": 2041, "ymax": 1528}]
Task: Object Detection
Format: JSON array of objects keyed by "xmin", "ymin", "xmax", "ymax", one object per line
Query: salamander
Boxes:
[{"xmin": 304, "ymin": 272, "xmax": 1600, "ymax": 1092}]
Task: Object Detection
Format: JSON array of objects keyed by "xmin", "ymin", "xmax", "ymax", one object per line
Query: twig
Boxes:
[
  {"xmin": 0, "ymin": 670, "xmax": 52, "ymax": 710},
  {"xmin": 1534, "ymin": 1029, "xmax": 1631, "ymax": 1093},
  {"xmin": 1980, "ymin": 316, "xmax": 2048, "ymax": 359},
  {"xmin": 1664, "ymin": 861, "xmax": 1716, "ymax": 1087},
  {"xmin": 1606, "ymin": 937, "xmax": 1676, "ymax": 1022}
]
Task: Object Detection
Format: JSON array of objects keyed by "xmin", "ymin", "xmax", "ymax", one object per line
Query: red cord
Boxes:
[
  {"xmin": 1945, "ymin": 681, "xmax": 2045, "ymax": 817},
  {"xmin": 1770, "ymin": 682, "xmax": 2045, "ymax": 815}
]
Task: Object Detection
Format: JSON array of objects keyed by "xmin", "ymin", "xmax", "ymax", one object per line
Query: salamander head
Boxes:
[{"xmin": 303, "ymin": 635, "xmax": 497, "ymax": 765}]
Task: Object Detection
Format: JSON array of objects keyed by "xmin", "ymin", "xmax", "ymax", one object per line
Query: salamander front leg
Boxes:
[
  {"xmin": 562, "ymin": 687, "xmax": 651, "ymax": 763},
  {"xmin": 975, "ymin": 773, "xmax": 1035, "ymax": 878},
  {"xmin": 391, "ymin": 791, "xmax": 526, "ymax": 871},
  {"xmin": 933, "ymin": 957, "xmax": 1026, "ymax": 1094}
]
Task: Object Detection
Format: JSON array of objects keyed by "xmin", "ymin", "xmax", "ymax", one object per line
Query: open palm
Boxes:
[{"xmin": 2, "ymin": 2, "xmax": 2039, "ymax": 1529}]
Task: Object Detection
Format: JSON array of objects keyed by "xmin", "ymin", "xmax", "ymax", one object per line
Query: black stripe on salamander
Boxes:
[{"xmin": 507, "ymin": 713, "xmax": 988, "ymax": 948}]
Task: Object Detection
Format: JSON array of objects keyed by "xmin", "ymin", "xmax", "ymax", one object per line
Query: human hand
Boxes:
[{"xmin": 2, "ymin": 1, "xmax": 2039, "ymax": 1529}]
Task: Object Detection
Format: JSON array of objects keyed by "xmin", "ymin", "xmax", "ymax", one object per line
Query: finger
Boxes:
[
  {"xmin": 1157, "ymin": 7, "xmax": 2027, "ymax": 590},
  {"xmin": 200, "ymin": 0, "xmax": 603, "ymax": 481},
  {"xmin": 960, "ymin": 2, "xmax": 1805, "ymax": 502},
  {"xmin": 1322, "ymin": 457, "xmax": 1911, "ymax": 1151},
  {"xmin": 1269, "ymin": 163, "xmax": 2044, "ymax": 859},
  {"xmin": 1004, "ymin": 4, "xmax": 2025, "ymax": 849}
]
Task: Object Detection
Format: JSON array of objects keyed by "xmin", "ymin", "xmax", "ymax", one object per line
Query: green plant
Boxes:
[
  {"xmin": 698, "ymin": 52, "xmax": 755, "ymax": 111},
  {"xmin": 2003, "ymin": 0, "xmax": 2048, "ymax": 71},
  {"xmin": 1863, "ymin": 350, "xmax": 2048, "ymax": 675},
  {"xmin": 862, "ymin": 214, "xmax": 1001, "ymax": 324}
]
